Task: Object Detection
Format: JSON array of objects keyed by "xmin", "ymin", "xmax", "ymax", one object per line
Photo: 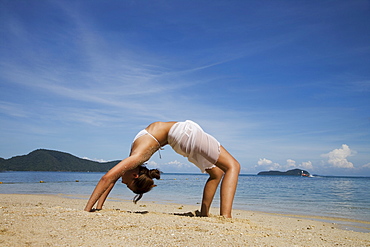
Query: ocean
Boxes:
[{"xmin": 1, "ymin": 171, "xmax": 369, "ymax": 231}]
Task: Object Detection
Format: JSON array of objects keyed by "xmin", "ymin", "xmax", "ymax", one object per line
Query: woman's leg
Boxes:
[
  {"xmin": 215, "ymin": 146, "xmax": 240, "ymax": 218},
  {"xmin": 201, "ymin": 167, "xmax": 224, "ymax": 216}
]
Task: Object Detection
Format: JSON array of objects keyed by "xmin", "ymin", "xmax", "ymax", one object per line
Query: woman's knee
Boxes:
[
  {"xmin": 232, "ymin": 159, "xmax": 241, "ymax": 173},
  {"xmin": 216, "ymin": 146, "xmax": 240, "ymax": 173}
]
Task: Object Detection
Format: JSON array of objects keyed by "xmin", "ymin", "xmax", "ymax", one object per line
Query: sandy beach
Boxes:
[{"xmin": 0, "ymin": 194, "xmax": 369, "ymax": 246}]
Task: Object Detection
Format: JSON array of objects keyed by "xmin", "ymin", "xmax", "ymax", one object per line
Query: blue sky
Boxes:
[{"xmin": 1, "ymin": 0, "xmax": 369, "ymax": 176}]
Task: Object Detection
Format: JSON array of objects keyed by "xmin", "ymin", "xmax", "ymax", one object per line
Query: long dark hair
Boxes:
[{"xmin": 132, "ymin": 165, "xmax": 161, "ymax": 203}]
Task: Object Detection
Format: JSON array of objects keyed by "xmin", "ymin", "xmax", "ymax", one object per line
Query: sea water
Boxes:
[{"xmin": 1, "ymin": 171, "xmax": 369, "ymax": 231}]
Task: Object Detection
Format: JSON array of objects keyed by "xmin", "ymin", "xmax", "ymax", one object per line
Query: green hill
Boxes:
[{"xmin": 0, "ymin": 149, "xmax": 120, "ymax": 172}]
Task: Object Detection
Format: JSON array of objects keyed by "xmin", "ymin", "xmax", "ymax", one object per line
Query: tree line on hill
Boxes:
[{"xmin": 0, "ymin": 149, "xmax": 120, "ymax": 172}]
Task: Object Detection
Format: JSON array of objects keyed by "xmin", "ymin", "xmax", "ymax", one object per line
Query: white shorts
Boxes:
[{"xmin": 168, "ymin": 120, "xmax": 220, "ymax": 173}]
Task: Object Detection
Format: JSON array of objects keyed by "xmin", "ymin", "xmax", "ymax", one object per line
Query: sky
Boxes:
[{"xmin": 0, "ymin": 0, "xmax": 369, "ymax": 176}]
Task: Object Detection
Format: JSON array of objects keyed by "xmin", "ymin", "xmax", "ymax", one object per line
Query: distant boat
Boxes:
[{"xmin": 301, "ymin": 170, "xmax": 314, "ymax": 177}]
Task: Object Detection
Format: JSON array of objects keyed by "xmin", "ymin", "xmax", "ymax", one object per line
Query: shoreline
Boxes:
[
  {"xmin": 2, "ymin": 172, "xmax": 369, "ymax": 227},
  {"xmin": 1, "ymin": 194, "xmax": 369, "ymax": 246}
]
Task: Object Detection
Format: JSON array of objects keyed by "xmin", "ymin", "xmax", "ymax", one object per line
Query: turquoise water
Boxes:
[{"xmin": 1, "ymin": 171, "xmax": 369, "ymax": 229}]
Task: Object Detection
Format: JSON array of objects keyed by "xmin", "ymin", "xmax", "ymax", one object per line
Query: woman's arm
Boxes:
[
  {"xmin": 96, "ymin": 181, "xmax": 115, "ymax": 210},
  {"xmin": 84, "ymin": 175, "xmax": 117, "ymax": 212},
  {"xmin": 84, "ymin": 156, "xmax": 141, "ymax": 212}
]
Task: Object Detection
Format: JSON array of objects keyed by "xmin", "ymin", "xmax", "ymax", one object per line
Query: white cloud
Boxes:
[
  {"xmin": 286, "ymin": 159, "xmax": 313, "ymax": 170},
  {"xmin": 82, "ymin": 157, "xmax": 109, "ymax": 163},
  {"xmin": 362, "ymin": 163, "xmax": 370, "ymax": 168},
  {"xmin": 256, "ymin": 158, "xmax": 282, "ymax": 170},
  {"xmin": 301, "ymin": 161, "xmax": 313, "ymax": 170},
  {"xmin": 165, "ymin": 160, "xmax": 194, "ymax": 170},
  {"xmin": 146, "ymin": 161, "xmax": 158, "ymax": 167},
  {"xmin": 146, "ymin": 160, "xmax": 198, "ymax": 173},
  {"xmin": 257, "ymin": 158, "xmax": 272, "ymax": 166},
  {"xmin": 256, "ymin": 158, "xmax": 314, "ymax": 172},
  {"xmin": 321, "ymin": 144, "xmax": 355, "ymax": 168},
  {"xmin": 286, "ymin": 159, "xmax": 296, "ymax": 168}
]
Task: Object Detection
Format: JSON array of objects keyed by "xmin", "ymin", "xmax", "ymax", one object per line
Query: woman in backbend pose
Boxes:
[{"xmin": 84, "ymin": 120, "xmax": 240, "ymax": 218}]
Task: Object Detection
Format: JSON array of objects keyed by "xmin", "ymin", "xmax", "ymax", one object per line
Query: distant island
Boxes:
[
  {"xmin": 257, "ymin": 168, "xmax": 311, "ymax": 177},
  {"xmin": 0, "ymin": 149, "xmax": 120, "ymax": 172}
]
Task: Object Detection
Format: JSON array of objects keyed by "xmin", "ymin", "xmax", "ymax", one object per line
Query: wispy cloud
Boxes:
[{"xmin": 0, "ymin": 101, "xmax": 29, "ymax": 118}]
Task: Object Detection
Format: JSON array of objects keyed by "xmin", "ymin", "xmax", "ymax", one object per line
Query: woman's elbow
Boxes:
[{"xmin": 101, "ymin": 174, "xmax": 118, "ymax": 184}]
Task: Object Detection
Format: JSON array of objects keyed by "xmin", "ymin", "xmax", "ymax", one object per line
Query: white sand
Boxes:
[{"xmin": 1, "ymin": 194, "xmax": 369, "ymax": 246}]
